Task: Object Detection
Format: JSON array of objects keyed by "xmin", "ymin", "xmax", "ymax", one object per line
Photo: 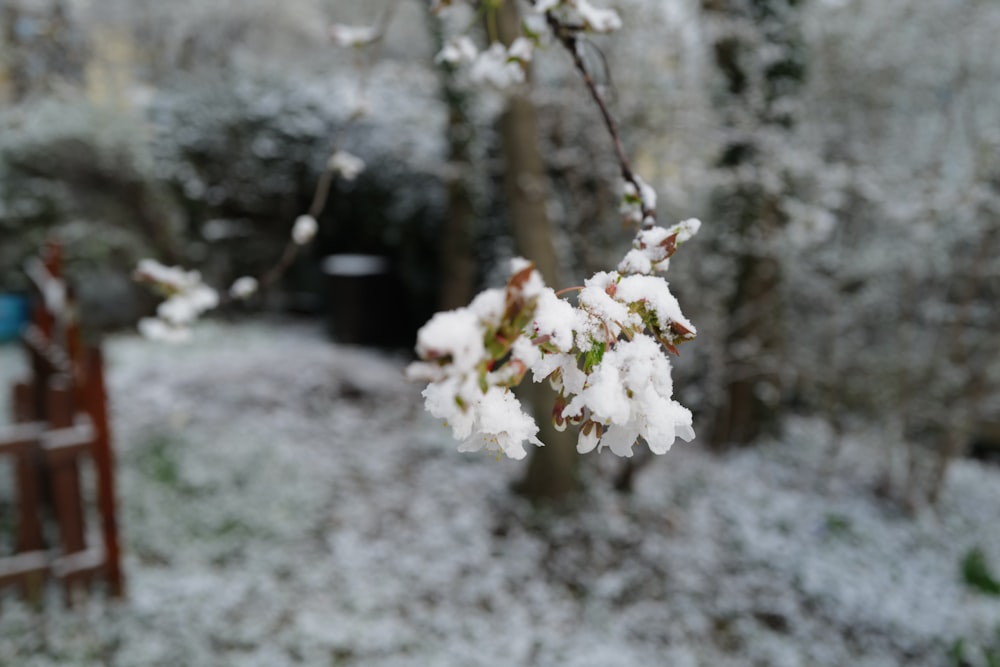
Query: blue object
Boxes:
[{"xmin": 0, "ymin": 292, "xmax": 29, "ymax": 342}]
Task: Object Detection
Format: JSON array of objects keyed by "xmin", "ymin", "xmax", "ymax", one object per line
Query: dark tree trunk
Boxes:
[
  {"xmin": 429, "ymin": 12, "xmax": 478, "ymax": 311},
  {"xmin": 493, "ymin": 0, "xmax": 578, "ymax": 502},
  {"xmin": 703, "ymin": 0, "xmax": 806, "ymax": 448}
]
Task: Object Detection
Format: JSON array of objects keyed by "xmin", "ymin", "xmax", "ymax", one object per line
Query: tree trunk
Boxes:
[
  {"xmin": 702, "ymin": 0, "xmax": 804, "ymax": 448},
  {"xmin": 494, "ymin": 0, "xmax": 578, "ymax": 502},
  {"xmin": 429, "ymin": 12, "xmax": 478, "ymax": 311}
]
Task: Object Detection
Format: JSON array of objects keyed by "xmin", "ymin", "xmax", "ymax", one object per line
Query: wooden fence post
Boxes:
[{"xmin": 84, "ymin": 346, "xmax": 124, "ymax": 598}]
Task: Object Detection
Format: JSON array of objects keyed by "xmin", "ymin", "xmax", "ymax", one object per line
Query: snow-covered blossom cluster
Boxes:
[
  {"xmin": 436, "ymin": 35, "xmax": 535, "ymax": 90},
  {"xmin": 619, "ymin": 176, "xmax": 658, "ymax": 227},
  {"xmin": 328, "ymin": 150, "xmax": 366, "ymax": 182},
  {"xmin": 134, "ymin": 259, "xmax": 219, "ymax": 343},
  {"xmin": 618, "ymin": 217, "xmax": 701, "ymax": 275},
  {"xmin": 469, "ymin": 40, "xmax": 532, "ymax": 89},
  {"xmin": 408, "ymin": 218, "xmax": 700, "ymax": 460},
  {"xmin": 431, "ymin": 0, "xmax": 622, "ymax": 35},
  {"xmin": 429, "ymin": 0, "xmax": 621, "ymax": 92},
  {"xmin": 328, "ymin": 24, "xmax": 380, "ymax": 48},
  {"xmin": 534, "ymin": 0, "xmax": 622, "ymax": 34}
]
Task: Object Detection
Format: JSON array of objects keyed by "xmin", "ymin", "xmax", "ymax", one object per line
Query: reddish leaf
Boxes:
[
  {"xmin": 507, "ymin": 264, "xmax": 536, "ymax": 292},
  {"xmin": 660, "ymin": 232, "xmax": 679, "ymax": 259},
  {"xmin": 669, "ymin": 320, "xmax": 695, "ymax": 338}
]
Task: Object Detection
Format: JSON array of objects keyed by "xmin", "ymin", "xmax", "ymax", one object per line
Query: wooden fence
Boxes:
[{"xmin": 0, "ymin": 242, "xmax": 123, "ymax": 606}]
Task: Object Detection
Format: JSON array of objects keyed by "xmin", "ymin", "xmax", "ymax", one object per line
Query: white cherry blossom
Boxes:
[{"xmin": 456, "ymin": 387, "xmax": 542, "ymax": 460}]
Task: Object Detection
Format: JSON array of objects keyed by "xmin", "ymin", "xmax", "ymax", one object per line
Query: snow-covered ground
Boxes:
[{"xmin": 1, "ymin": 321, "xmax": 998, "ymax": 666}]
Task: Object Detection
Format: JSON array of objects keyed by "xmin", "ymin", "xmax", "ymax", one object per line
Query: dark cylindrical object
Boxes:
[{"xmin": 322, "ymin": 255, "xmax": 399, "ymax": 346}]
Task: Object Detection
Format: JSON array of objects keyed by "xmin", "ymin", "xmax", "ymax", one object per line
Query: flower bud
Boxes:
[
  {"xmin": 229, "ymin": 276, "xmax": 258, "ymax": 300},
  {"xmin": 292, "ymin": 215, "xmax": 318, "ymax": 245}
]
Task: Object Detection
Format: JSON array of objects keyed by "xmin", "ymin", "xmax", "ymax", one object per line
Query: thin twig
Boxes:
[{"xmin": 540, "ymin": 10, "xmax": 654, "ymax": 226}]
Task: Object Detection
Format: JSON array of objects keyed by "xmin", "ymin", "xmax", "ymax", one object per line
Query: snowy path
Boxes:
[{"xmin": 1, "ymin": 321, "xmax": 998, "ymax": 666}]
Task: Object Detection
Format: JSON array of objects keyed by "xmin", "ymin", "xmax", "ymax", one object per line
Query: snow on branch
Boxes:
[{"xmin": 408, "ymin": 223, "xmax": 701, "ymax": 460}]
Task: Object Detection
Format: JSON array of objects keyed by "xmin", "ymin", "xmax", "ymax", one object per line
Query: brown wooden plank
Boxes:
[
  {"xmin": 12, "ymin": 382, "xmax": 35, "ymax": 423},
  {"xmin": 45, "ymin": 378, "xmax": 88, "ymax": 559},
  {"xmin": 84, "ymin": 346, "xmax": 124, "ymax": 598},
  {"xmin": 14, "ymin": 445, "xmax": 46, "ymax": 555},
  {"xmin": 0, "ymin": 424, "xmax": 47, "ymax": 555}
]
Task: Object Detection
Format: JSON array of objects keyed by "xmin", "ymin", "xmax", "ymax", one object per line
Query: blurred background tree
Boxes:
[{"xmin": 0, "ymin": 0, "xmax": 997, "ymax": 506}]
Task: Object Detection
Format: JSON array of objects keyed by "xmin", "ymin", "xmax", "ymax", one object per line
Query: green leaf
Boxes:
[
  {"xmin": 948, "ymin": 638, "xmax": 966, "ymax": 667},
  {"xmin": 485, "ymin": 330, "xmax": 507, "ymax": 359},
  {"xmin": 961, "ymin": 547, "xmax": 1000, "ymax": 596},
  {"xmin": 584, "ymin": 342, "xmax": 606, "ymax": 372}
]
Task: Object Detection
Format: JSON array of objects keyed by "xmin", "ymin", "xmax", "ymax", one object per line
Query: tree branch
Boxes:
[{"xmin": 540, "ymin": 10, "xmax": 655, "ymax": 226}]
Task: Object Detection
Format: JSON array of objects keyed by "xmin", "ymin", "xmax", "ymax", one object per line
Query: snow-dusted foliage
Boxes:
[
  {"xmin": 138, "ymin": 63, "xmax": 447, "ymax": 334},
  {"xmin": 767, "ymin": 0, "xmax": 1000, "ymax": 503},
  {"xmin": 0, "ymin": 96, "xmax": 183, "ymax": 327}
]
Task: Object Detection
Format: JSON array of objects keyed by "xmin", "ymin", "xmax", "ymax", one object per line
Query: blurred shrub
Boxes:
[
  {"xmin": 148, "ymin": 71, "xmax": 448, "ymax": 331},
  {"xmin": 0, "ymin": 97, "xmax": 181, "ymax": 329}
]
